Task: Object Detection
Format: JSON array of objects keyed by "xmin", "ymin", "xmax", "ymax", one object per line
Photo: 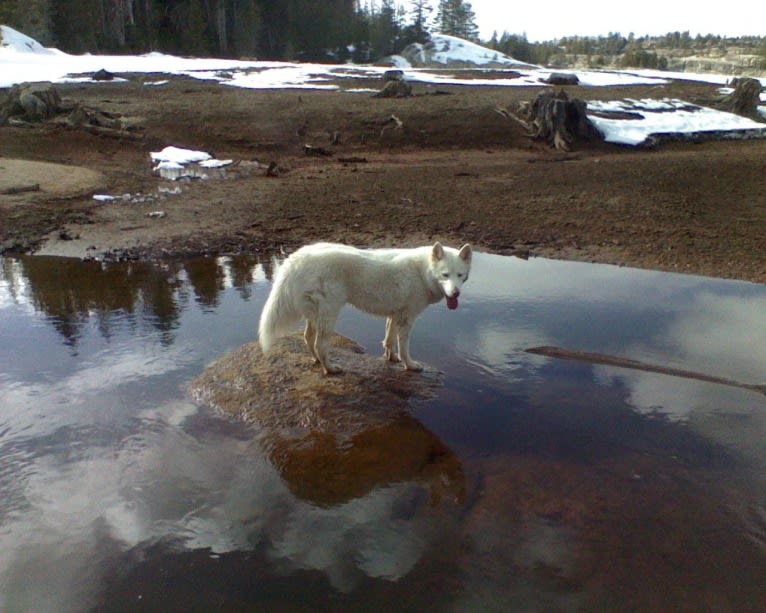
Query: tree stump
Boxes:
[
  {"xmin": 714, "ymin": 77, "xmax": 763, "ymax": 119},
  {"xmin": 0, "ymin": 82, "xmax": 62, "ymax": 125},
  {"xmin": 373, "ymin": 79, "xmax": 413, "ymax": 98},
  {"xmin": 515, "ymin": 89, "xmax": 602, "ymax": 151}
]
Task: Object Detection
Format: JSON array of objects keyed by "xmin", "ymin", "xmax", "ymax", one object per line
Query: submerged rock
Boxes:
[{"xmin": 190, "ymin": 333, "xmax": 465, "ymax": 507}]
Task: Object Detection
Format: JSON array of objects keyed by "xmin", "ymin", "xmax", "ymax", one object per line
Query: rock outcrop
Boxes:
[{"xmin": 190, "ymin": 333, "xmax": 465, "ymax": 507}]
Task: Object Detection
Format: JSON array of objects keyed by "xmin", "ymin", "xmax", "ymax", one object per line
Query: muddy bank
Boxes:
[{"xmin": 2, "ymin": 77, "xmax": 766, "ymax": 283}]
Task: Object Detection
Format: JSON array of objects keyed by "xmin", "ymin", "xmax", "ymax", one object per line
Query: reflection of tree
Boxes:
[
  {"xmin": 7, "ymin": 255, "xmax": 272, "ymax": 346},
  {"xmin": 16, "ymin": 257, "xmax": 184, "ymax": 345},
  {"xmin": 183, "ymin": 257, "xmax": 224, "ymax": 309},
  {"xmin": 227, "ymin": 255, "xmax": 261, "ymax": 300}
]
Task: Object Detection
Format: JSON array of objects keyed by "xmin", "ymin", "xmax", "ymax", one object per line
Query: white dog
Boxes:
[{"xmin": 258, "ymin": 242, "xmax": 472, "ymax": 374}]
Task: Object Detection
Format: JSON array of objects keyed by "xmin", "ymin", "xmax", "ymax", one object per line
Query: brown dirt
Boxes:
[{"xmin": 2, "ymin": 75, "xmax": 766, "ymax": 282}]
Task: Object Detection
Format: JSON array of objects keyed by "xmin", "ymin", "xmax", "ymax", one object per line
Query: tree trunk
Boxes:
[
  {"xmin": 515, "ymin": 90, "xmax": 602, "ymax": 151},
  {"xmin": 714, "ymin": 78, "xmax": 763, "ymax": 119}
]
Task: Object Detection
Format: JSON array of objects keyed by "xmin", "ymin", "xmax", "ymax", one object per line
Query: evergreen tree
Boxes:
[
  {"xmin": 400, "ymin": 0, "xmax": 432, "ymax": 47},
  {"xmin": 368, "ymin": 0, "xmax": 400, "ymax": 57},
  {"xmin": 2, "ymin": 0, "xmax": 53, "ymax": 45},
  {"xmin": 436, "ymin": 0, "xmax": 478, "ymax": 41},
  {"xmin": 180, "ymin": 0, "xmax": 211, "ymax": 56}
]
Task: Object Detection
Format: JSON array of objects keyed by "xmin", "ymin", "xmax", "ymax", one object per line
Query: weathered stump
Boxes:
[
  {"xmin": 516, "ymin": 89, "xmax": 602, "ymax": 151},
  {"xmin": 714, "ymin": 77, "xmax": 763, "ymax": 119},
  {"xmin": 0, "ymin": 82, "xmax": 62, "ymax": 125},
  {"xmin": 373, "ymin": 79, "xmax": 412, "ymax": 98}
]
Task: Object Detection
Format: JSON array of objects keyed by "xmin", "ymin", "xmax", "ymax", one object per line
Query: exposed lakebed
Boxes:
[{"xmin": 1, "ymin": 252, "xmax": 765, "ymax": 611}]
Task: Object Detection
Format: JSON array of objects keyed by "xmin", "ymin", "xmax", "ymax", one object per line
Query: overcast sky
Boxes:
[{"xmin": 468, "ymin": 0, "xmax": 766, "ymax": 42}]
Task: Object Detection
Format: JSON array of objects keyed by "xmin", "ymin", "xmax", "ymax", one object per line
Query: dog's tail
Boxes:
[{"xmin": 258, "ymin": 260, "xmax": 303, "ymax": 353}]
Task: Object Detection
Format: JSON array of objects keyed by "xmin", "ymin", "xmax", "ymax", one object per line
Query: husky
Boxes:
[{"xmin": 258, "ymin": 242, "xmax": 472, "ymax": 374}]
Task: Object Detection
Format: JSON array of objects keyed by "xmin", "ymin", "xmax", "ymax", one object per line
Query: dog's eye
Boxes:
[{"xmin": 442, "ymin": 272, "xmax": 449, "ymax": 278}]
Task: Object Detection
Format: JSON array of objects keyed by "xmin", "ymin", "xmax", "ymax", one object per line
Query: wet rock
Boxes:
[{"xmin": 190, "ymin": 333, "xmax": 465, "ymax": 507}]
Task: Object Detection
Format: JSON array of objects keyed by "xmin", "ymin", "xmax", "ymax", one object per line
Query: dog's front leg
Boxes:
[
  {"xmin": 382, "ymin": 317, "xmax": 400, "ymax": 362},
  {"xmin": 396, "ymin": 317, "xmax": 423, "ymax": 372}
]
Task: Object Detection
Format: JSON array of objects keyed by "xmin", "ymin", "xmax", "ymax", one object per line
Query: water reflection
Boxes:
[{"xmin": 1, "ymin": 252, "xmax": 766, "ymax": 611}]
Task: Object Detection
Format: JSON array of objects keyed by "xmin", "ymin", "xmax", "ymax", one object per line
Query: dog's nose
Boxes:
[{"xmin": 452, "ymin": 288, "xmax": 460, "ymax": 297}]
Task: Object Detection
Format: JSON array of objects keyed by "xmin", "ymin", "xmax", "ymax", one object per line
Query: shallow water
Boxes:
[{"xmin": 2, "ymin": 253, "xmax": 766, "ymax": 612}]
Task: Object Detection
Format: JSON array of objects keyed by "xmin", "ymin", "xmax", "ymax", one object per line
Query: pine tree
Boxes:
[
  {"xmin": 400, "ymin": 0, "xmax": 432, "ymax": 47},
  {"xmin": 436, "ymin": 0, "xmax": 478, "ymax": 41}
]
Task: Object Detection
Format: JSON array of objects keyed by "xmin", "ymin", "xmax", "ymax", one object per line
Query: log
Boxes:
[
  {"xmin": 526, "ymin": 345, "xmax": 766, "ymax": 395},
  {"xmin": 1, "ymin": 183, "xmax": 41, "ymax": 195}
]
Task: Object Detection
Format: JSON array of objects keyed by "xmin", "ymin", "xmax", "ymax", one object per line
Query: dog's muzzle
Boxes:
[{"xmin": 446, "ymin": 288, "xmax": 460, "ymax": 310}]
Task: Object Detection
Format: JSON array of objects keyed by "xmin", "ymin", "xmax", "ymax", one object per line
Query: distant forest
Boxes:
[
  {"xmin": 0, "ymin": 0, "xmax": 473, "ymax": 61},
  {"xmin": 1, "ymin": 0, "xmax": 765, "ymax": 67}
]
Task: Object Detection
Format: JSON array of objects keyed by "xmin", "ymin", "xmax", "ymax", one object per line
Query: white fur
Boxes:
[{"xmin": 258, "ymin": 241, "xmax": 472, "ymax": 374}]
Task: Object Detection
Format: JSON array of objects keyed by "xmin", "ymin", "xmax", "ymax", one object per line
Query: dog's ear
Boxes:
[
  {"xmin": 431, "ymin": 242, "xmax": 445, "ymax": 262},
  {"xmin": 458, "ymin": 244, "xmax": 472, "ymax": 262}
]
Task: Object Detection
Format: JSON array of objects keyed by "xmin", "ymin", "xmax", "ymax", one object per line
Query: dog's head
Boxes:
[{"xmin": 430, "ymin": 242, "xmax": 472, "ymax": 310}]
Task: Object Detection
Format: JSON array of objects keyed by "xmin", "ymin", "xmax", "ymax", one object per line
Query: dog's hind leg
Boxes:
[
  {"xmin": 314, "ymin": 313, "xmax": 342, "ymax": 375},
  {"xmin": 304, "ymin": 320, "xmax": 321, "ymax": 364},
  {"xmin": 382, "ymin": 317, "xmax": 401, "ymax": 362}
]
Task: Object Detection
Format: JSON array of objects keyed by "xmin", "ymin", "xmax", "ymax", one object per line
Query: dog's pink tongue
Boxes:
[{"xmin": 447, "ymin": 295, "xmax": 459, "ymax": 310}]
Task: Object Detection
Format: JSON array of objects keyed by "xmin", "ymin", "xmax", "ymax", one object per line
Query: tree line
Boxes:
[
  {"xmin": 486, "ymin": 30, "xmax": 766, "ymax": 69},
  {"xmin": 0, "ymin": 0, "xmax": 481, "ymax": 61},
  {"xmin": 2, "ymin": 0, "xmax": 763, "ymax": 68}
]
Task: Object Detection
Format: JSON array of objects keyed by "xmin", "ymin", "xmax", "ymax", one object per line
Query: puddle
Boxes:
[{"xmin": 2, "ymin": 253, "xmax": 766, "ymax": 612}]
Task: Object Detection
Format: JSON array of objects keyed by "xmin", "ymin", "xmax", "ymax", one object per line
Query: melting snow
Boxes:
[{"xmin": 1, "ymin": 25, "xmax": 765, "ymax": 147}]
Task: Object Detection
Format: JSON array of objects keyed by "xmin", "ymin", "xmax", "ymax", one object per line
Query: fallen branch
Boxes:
[
  {"xmin": 526, "ymin": 345, "xmax": 766, "ymax": 395},
  {"xmin": 1, "ymin": 183, "xmax": 40, "ymax": 195}
]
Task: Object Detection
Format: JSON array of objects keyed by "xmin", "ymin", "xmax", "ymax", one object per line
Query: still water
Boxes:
[{"xmin": 1, "ymin": 253, "xmax": 766, "ymax": 612}]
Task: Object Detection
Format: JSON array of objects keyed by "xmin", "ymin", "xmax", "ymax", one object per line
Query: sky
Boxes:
[{"xmin": 469, "ymin": 0, "xmax": 766, "ymax": 42}]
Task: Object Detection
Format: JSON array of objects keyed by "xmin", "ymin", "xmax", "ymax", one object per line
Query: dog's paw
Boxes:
[
  {"xmin": 322, "ymin": 363, "xmax": 343, "ymax": 375},
  {"xmin": 383, "ymin": 348, "xmax": 401, "ymax": 363},
  {"xmin": 404, "ymin": 360, "xmax": 423, "ymax": 372}
]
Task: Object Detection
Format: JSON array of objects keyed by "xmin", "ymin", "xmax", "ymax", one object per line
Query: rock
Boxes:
[
  {"xmin": 92, "ymin": 69, "xmax": 115, "ymax": 81},
  {"xmin": 543, "ymin": 72, "xmax": 580, "ymax": 86},
  {"xmin": 189, "ymin": 333, "xmax": 465, "ymax": 507},
  {"xmin": 383, "ymin": 69, "xmax": 405, "ymax": 82}
]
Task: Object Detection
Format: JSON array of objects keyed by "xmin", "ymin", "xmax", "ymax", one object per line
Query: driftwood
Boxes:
[
  {"xmin": 380, "ymin": 113, "xmax": 404, "ymax": 137},
  {"xmin": 1, "ymin": 183, "xmax": 41, "ymax": 195},
  {"xmin": 509, "ymin": 90, "xmax": 602, "ymax": 151},
  {"xmin": 526, "ymin": 346, "xmax": 766, "ymax": 396}
]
